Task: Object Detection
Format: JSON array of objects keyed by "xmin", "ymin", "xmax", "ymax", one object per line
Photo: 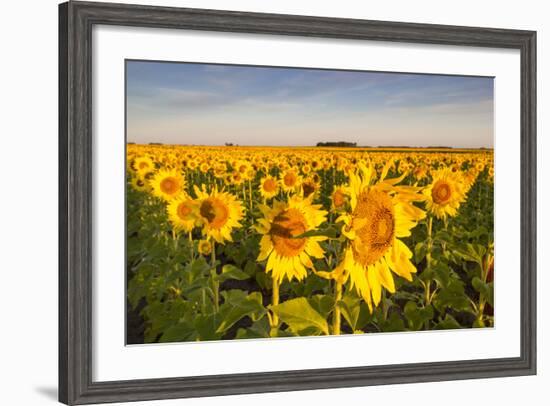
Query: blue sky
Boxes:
[{"xmin": 126, "ymin": 60, "xmax": 494, "ymax": 148}]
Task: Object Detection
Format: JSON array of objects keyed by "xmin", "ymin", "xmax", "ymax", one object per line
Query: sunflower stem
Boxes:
[
  {"xmin": 248, "ymin": 179, "xmax": 253, "ymax": 212},
  {"xmin": 270, "ymin": 277, "xmax": 280, "ymax": 333},
  {"xmin": 188, "ymin": 231, "xmax": 194, "ymax": 260},
  {"xmin": 211, "ymin": 240, "xmax": 216, "ymax": 266},
  {"xmin": 426, "ymin": 215, "xmax": 433, "ymax": 267},
  {"xmin": 332, "ymin": 280, "xmax": 343, "ymax": 335},
  {"xmin": 476, "ymin": 251, "xmax": 491, "ymax": 326},
  {"xmin": 211, "ymin": 241, "xmax": 219, "ymax": 312},
  {"xmin": 424, "ymin": 215, "xmax": 434, "ymax": 329},
  {"xmin": 381, "ymin": 289, "xmax": 389, "ymax": 323}
]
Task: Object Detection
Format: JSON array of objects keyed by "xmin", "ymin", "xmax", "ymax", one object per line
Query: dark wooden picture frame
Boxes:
[{"xmin": 59, "ymin": 1, "xmax": 537, "ymax": 404}]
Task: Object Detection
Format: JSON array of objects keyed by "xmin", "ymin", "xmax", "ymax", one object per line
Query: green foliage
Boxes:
[
  {"xmin": 126, "ymin": 162, "xmax": 494, "ymax": 343},
  {"xmin": 270, "ymin": 297, "xmax": 330, "ymax": 336}
]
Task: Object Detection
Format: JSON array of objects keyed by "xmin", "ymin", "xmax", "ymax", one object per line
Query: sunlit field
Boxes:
[{"xmin": 126, "ymin": 144, "xmax": 494, "ymax": 343}]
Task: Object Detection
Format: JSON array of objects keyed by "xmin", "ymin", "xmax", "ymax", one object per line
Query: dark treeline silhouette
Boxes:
[{"xmin": 316, "ymin": 141, "xmax": 357, "ymax": 147}]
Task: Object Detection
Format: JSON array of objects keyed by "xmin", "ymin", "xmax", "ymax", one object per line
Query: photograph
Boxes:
[{"xmin": 125, "ymin": 60, "xmax": 495, "ymax": 344}]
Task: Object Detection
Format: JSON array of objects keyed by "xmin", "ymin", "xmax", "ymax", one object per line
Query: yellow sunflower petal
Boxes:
[
  {"xmin": 376, "ymin": 259, "xmax": 396, "ymax": 293},
  {"xmin": 257, "ymin": 235, "xmax": 273, "ymax": 262}
]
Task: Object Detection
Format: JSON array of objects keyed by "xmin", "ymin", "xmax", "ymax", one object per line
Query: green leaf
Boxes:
[
  {"xmin": 270, "ymin": 297, "xmax": 329, "ymax": 335},
  {"xmin": 339, "ymin": 294, "xmax": 372, "ymax": 331},
  {"xmin": 308, "ymin": 295, "xmax": 334, "ymax": 318},
  {"xmin": 433, "ymin": 279, "xmax": 472, "ymax": 313},
  {"xmin": 189, "ymin": 257, "xmax": 211, "ymax": 277},
  {"xmin": 236, "ymin": 318, "xmax": 271, "ymax": 339},
  {"xmin": 434, "ymin": 229, "xmax": 453, "ymax": 244},
  {"xmin": 244, "ymin": 260, "xmax": 258, "ymax": 277},
  {"xmin": 379, "ymin": 312, "xmax": 405, "ymax": 332},
  {"xmin": 453, "ymin": 245, "xmax": 481, "ymax": 264},
  {"xmin": 404, "ymin": 301, "xmax": 434, "ymax": 330},
  {"xmin": 194, "ymin": 314, "xmax": 223, "ymax": 341},
  {"xmin": 338, "ymin": 295, "xmax": 360, "ymax": 331},
  {"xmin": 255, "ymin": 271, "xmax": 270, "ymax": 290},
  {"xmin": 414, "ymin": 242, "xmax": 427, "ymax": 263},
  {"xmin": 218, "ymin": 264, "xmax": 251, "ymax": 282},
  {"xmin": 469, "ymin": 226, "xmax": 488, "ymax": 239},
  {"xmin": 216, "ymin": 292, "xmax": 266, "ymax": 333},
  {"xmin": 434, "ymin": 314, "xmax": 462, "ymax": 330},
  {"xmin": 160, "ymin": 321, "xmax": 196, "ymax": 342},
  {"xmin": 472, "ymin": 277, "xmax": 494, "ymax": 307},
  {"xmin": 432, "ymin": 261, "xmax": 451, "ymax": 288}
]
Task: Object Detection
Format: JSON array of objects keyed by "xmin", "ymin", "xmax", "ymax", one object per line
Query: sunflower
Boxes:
[
  {"xmin": 256, "ymin": 196, "xmax": 328, "ymax": 283},
  {"xmin": 331, "ymin": 187, "xmax": 348, "ymax": 211},
  {"xmin": 199, "ymin": 162, "xmax": 210, "ymax": 174},
  {"xmin": 167, "ymin": 194, "xmax": 197, "ymax": 233},
  {"xmin": 463, "ymin": 168, "xmax": 479, "ymax": 192},
  {"xmin": 423, "ymin": 168, "xmax": 466, "ymax": 219},
  {"xmin": 337, "ymin": 162, "xmax": 425, "ymax": 310},
  {"xmin": 198, "ymin": 239, "xmax": 213, "ymax": 256},
  {"xmin": 235, "ymin": 160, "xmax": 253, "ymax": 180},
  {"xmin": 280, "ymin": 169, "xmax": 301, "ymax": 193},
  {"xmin": 194, "ymin": 185, "xmax": 244, "ymax": 244},
  {"xmin": 412, "ymin": 165, "xmax": 428, "ymax": 181},
  {"xmin": 130, "ymin": 176, "xmax": 150, "ymax": 193},
  {"xmin": 150, "ymin": 169, "xmax": 186, "ymax": 201},
  {"xmin": 259, "ymin": 176, "xmax": 279, "ymax": 200},
  {"xmin": 230, "ymin": 170, "xmax": 245, "ymax": 186},
  {"xmin": 133, "ymin": 156, "xmax": 155, "ymax": 177},
  {"xmin": 300, "ymin": 178, "xmax": 319, "ymax": 199},
  {"xmin": 213, "ymin": 163, "xmax": 228, "ymax": 179}
]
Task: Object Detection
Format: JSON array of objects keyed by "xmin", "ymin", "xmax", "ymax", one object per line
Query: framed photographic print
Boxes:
[{"xmin": 59, "ymin": 1, "xmax": 537, "ymax": 404}]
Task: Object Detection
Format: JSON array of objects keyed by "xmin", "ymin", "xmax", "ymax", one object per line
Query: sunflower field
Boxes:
[{"xmin": 126, "ymin": 144, "xmax": 494, "ymax": 343}]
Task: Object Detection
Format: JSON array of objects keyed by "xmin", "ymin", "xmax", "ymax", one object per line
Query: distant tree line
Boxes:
[{"xmin": 316, "ymin": 141, "xmax": 357, "ymax": 147}]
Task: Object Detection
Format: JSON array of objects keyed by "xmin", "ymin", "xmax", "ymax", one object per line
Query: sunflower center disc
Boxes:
[
  {"xmin": 160, "ymin": 177, "xmax": 179, "ymax": 195},
  {"xmin": 270, "ymin": 208, "xmax": 307, "ymax": 257},
  {"xmin": 177, "ymin": 202, "xmax": 192, "ymax": 219},
  {"xmin": 284, "ymin": 172, "xmax": 297, "ymax": 187},
  {"xmin": 263, "ymin": 178, "xmax": 277, "ymax": 193},
  {"xmin": 432, "ymin": 181, "xmax": 452, "ymax": 204},
  {"xmin": 200, "ymin": 198, "xmax": 230, "ymax": 229},
  {"xmin": 352, "ymin": 190, "xmax": 395, "ymax": 267}
]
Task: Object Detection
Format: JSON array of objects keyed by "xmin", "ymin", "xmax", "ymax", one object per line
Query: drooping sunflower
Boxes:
[
  {"xmin": 259, "ymin": 176, "xmax": 279, "ymax": 200},
  {"xmin": 194, "ymin": 185, "xmax": 244, "ymax": 244},
  {"xmin": 130, "ymin": 176, "xmax": 150, "ymax": 193},
  {"xmin": 423, "ymin": 168, "xmax": 467, "ymax": 219},
  {"xmin": 167, "ymin": 194, "xmax": 197, "ymax": 233},
  {"xmin": 337, "ymin": 162, "xmax": 426, "ymax": 311},
  {"xmin": 256, "ymin": 196, "xmax": 328, "ymax": 283},
  {"xmin": 300, "ymin": 177, "xmax": 319, "ymax": 199},
  {"xmin": 150, "ymin": 169, "xmax": 186, "ymax": 201},
  {"xmin": 331, "ymin": 187, "xmax": 348, "ymax": 212}
]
